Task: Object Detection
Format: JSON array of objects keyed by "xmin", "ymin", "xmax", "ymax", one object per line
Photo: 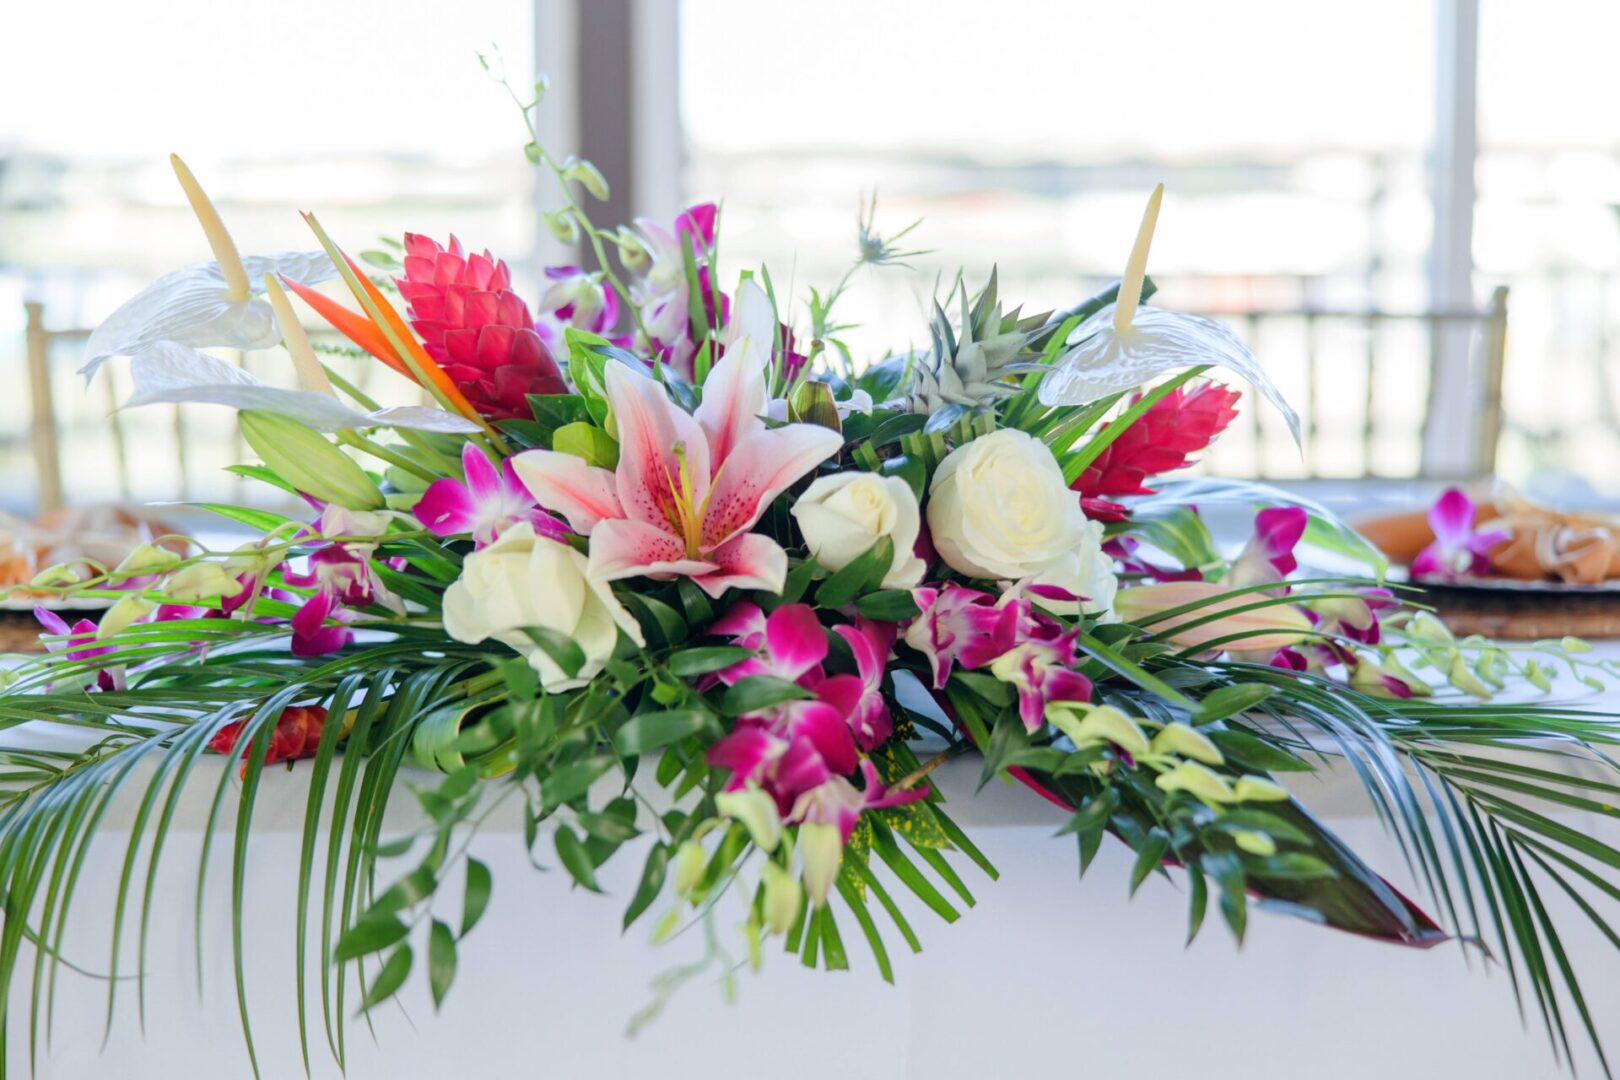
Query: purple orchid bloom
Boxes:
[
  {"xmin": 535, "ymin": 265, "xmax": 619, "ymax": 355},
  {"xmin": 289, "ymin": 589, "xmax": 354, "ymax": 657},
  {"xmin": 415, "ymin": 443, "xmax": 569, "ymax": 549},
  {"xmin": 1228, "ymin": 506, "xmax": 1308, "ymax": 590},
  {"xmin": 791, "ymin": 759, "xmax": 928, "ymax": 844},
  {"xmin": 34, "ymin": 608, "xmax": 122, "ymax": 691},
  {"xmin": 1412, "ymin": 488, "xmax": 1509, "ymax": 581},
  {"xmin": 988, "ymin": 633, "xmax": 1095, "ymax": 732},
  {"xmin": 901, "ymin": 584, "xmax": 1019, "ymax": 689},
  {"xmin": 710, "ymin": 602, "xmax": 828, "ymax": 687},
  {"xmin": 1104, "ymin": 536, "xmax": 1204, "ymax": 583}
]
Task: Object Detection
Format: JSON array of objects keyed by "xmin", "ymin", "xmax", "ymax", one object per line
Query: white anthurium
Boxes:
[
  {"xmin": 1038, "ymin": 183, "xmax": 1302, "ymax": 444},
  {"xmin": 80, "ymin": 155, "xmax": 337, "ymax": 379},
  {"xmin": 121, "ymin": 341, "xmax": 478, "ymax": 433}
]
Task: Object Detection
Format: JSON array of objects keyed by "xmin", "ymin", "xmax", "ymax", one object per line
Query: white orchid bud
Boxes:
[
  {"xmin": 760, "ymin": 860, "xmax": 802, "ymax": 936},
  {"xmin": 97, "ymin": 595, "xmax": 156, "ymax": 640},
  {"xmin": 1149, "ymin": 722, "xmax": 1225, "ymax": 766},
  {"xmin": 798, "ymin": 822, "xmax": 843, "ymax": 908},
  {"xmin": 1232, "ymin": 776, "xmax": 1290, "ymax": 802},
  {"xmin": 115, "ymin": 543, "xmax": 182, "ymax": 577},
  {"xmin": 1155, "ymin": 761, "xmax": 1236, "ymax": 804},
  {"xmin": 670, "ymin": 839, "xmax": 707, "ymax": 899},
  {"xmin": 164, "ymin": 563, "xmax": 245, "ymax": 603}
]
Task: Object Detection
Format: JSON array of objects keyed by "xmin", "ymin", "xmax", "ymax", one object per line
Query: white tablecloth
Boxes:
[{"xmin": 9, "ymin": 645, "xmax": 1620, "ymax": 1080}]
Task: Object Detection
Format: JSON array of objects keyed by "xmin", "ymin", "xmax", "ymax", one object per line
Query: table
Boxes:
[{"xmin": 8, "ymin": 645, "xmax": 1620, "ymax": 1080}]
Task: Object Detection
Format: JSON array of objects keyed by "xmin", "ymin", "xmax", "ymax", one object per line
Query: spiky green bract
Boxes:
[{"xmin": 906, "ymin": 270, "xmax": 1052, "ymax": 415}]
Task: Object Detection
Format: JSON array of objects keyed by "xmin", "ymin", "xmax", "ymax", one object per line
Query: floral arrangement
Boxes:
[{"xmin": 8, "ymin": 81, "xmax": 1620, "ymax": 1077}]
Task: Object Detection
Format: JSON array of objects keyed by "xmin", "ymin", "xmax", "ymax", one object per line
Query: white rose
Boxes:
[
  {"xmin": 791, "ymin": 471, "xmax": 926, "ymax": 589},
  {"xmin": 926, "ymin": 428, "xmax": 1116, "ymax": 617},
  {"xmin": 442, "ymin": 522, "xmax": 644, "ymax": 691}
]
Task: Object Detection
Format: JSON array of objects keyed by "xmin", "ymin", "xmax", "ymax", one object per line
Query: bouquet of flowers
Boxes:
[{"xmin": 8, "ymin": 81, "xmax": 1620, "ymax": 1077}]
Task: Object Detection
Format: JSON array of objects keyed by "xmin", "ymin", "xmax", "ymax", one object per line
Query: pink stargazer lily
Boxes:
[
  {"xmin": 512, "ymin": 283, "xmax": 842, "ymax": 598},
  {"xmin": 414, "ymin": 442, "xmax": 569, "ymax": 548},
  {"xmin": 1412, "ymin": 488, "xmax": 1508, "ymax": 581}
]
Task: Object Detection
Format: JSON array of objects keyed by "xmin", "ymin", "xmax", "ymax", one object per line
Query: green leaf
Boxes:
[
  {"xmin": 815, "ymin": 537, "xmax": 894, "ymax": 608},
  {"xmin": 554, "ymin": 826, "xmax": 602, "ymax": 892},
  {"xmin": 357, "ymin": 945, "xmax": 413, "ymax": 1013},
  {"xmin": 552, "ymin": 421, "xmax": 620, "ymax": 469},
  {"xmin": 1122, "ymin": 505, "xmax": 1221, "ymax": 572},
  {"xmin": 1193, "ymin": 684, "xmax": 1279, "ymax": 724},
  {"xmin": 854, "ymin": 590, "xmax": 921, "ymax": 622},
  {"xmin": 613, "ymin": 708, "xmax": 716, "ymax": 755},
  {"xmin": 1130, "ymin": 828, "xmax": 1171, "ymax": 895},
  {"xmin": 722, "ymin": 676, "xmax": 814, "ymax": 716},
  {"xmin": 428, "ymin": 920, "xmax": 457, "ymax": 1008},
  {"xmin": 520, "ymin": 628, "xmax": 586, "ymax": 679},
  {"xmin": 1208, "ymin": 729, "xmax": 1312, "ymax": 772},
  {"xmin": 623, "ymin": 844, "xmax": 670, "ymax": 930},
  {"xmin": 461, "ymin": 859, "xmax": 492, "ymax": 938},
  {"xmin": 541, "ymin": 757, "xmax": 614, "ymax": 811},
  {"xmin": 665, "ymin": 646, "xmax": 753, "ymax": 678},
  {"xmin": 334, "ymin": 913, "xmax": 409, "ymax": 962}
]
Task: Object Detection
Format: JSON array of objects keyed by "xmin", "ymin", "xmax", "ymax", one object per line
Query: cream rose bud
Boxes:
[
  {"xmin": 791, "ymin": 471, "xmax": 926, "ymax": 589},
  {"xmin": 442, "ymin": 522, "xmax": 644, "ymax": 691},
  {"xmin": 926, "ymin": 428, "xmax": 1116, "ymax": 617}
]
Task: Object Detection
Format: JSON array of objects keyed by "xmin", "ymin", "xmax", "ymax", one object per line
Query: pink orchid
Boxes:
[
  {"xmin": 1412, "ymin": 488, "xmax": 1508, "ymax": 581},
  {"xmin": 34, "ymin": 608, "xmax": 122, "ymax": 691},
  {"xmin": 1228, "ymin": 506, "xmax": 1308, "ymax": 591},
  {"xmin": 819, "ymin": 621, "xmax": 897, "ymax": 750},
  {"xmin": 512, "ymin": 281, "xmax": 842, "ymax": 599},
  {"xmin": 414, "ymin": 442, "xmax": 569, "ymax": 549},
  {"xmin": 281, "ymin": 509, "xmax": 403, "ymax": 657},
  {"xmin": 534, "ymin": 265, "xmax": 619, "ymax": 356},
  {"xmin": 902, "ymin": 584, "xmax": 1025, "ymax": 689},
  {"xmin": 792, "ymin": 759, "xmax": 928, "ymax": 843},
  {"xmin": 629, "ymin": 203, "xmax": 726, "ymax": 381},
  {"xmin": 988, "ymin": 633, "xmax": 1094, "ymax": 731},
  {"xmin": 707, "ymin": 701, "xmax": 860, "ymax": 817}
]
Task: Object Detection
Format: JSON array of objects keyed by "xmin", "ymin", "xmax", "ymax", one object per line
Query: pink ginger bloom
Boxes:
[
  {"xmin": 396, "ymin": 233, "xmax": 567, "ymax": 420},
  {"xmin": 512, "ymin": 285, "xmax": 842, "ymax": 599},
  {"xmin": 414, "ymin": 442, "xmax": 569, "ymax": 549},
  {"xmin": 34, "ymin": 608, "xmax": 122, "ymax": 691},
  {"xmin": 1412, "ymin": 488, "xmax": 1508, "ymax": 581}
]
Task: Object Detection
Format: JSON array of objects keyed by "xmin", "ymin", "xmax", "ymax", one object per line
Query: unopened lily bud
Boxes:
[
  {"xmin": 563, "ymin": 157, "xmax": 611, "ymax": 202},
  {"xmin": 1155, "ymin": 761, "xmax": 1236, "ymax": 804},
  {"xmin": 787, "ymin": 381, "xmax": 842, "ymax": 433},
  {"xmin": 115, "ymin": 543, "xmax": 182, "ymax": 577},
  {"xmin": 1048, "ymin": 703, "xmax": 1151, "ymax": 759},
  {"xmin": 671, "ymin": 839, "xmax": 707, "ymax": 899},
  {"xmin": 760, "ymin": 859, "xmax": 802, "ymax": 935},
  {"xmin": 1115, "ymin": 583, "xmax": 1311, "ymax": 653},
  {"xmin": 1231, "ymin": 829, "xmax": 1277, "ymax": 856},
  {"xmin": 97, "ymin": 594, "xmax": 156, "ymax": 640},
  {"xmin": 716, "ymin": 787, "xmax": 783, "ymax": 854},
  {"xmin": 1232, "ymin": 776, "xmax": 1290, "ymax": 802},
  {"xmin": 1149, "ymin": 722, "xmax": 1224, "ymax": 765},
  {"xmin": 798, "ymin": 822, "xmax": 843, "ymax": 908},
  {"xmin": 165, "ymin": 563, "xmax": 245, "ymax": 603},
  {"xmin": 239, "ymin": 411, "xmax": 385, "ymax": 511}
]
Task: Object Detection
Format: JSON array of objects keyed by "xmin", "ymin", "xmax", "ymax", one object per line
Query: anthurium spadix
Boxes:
[
  {"xmin": 82, "ymin": 155, "xmax": 336, "ymax": 377},
  {"xmin": 1038, "ymin": 184, "xmax": 1302, "ymax": 445}
]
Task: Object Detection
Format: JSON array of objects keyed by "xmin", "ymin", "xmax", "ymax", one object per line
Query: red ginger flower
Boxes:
[
  {"xmin": 396, "ymin": 233, "xmax": 567, "ymax": 420},
  {"xmin": 210, "ymin": 705, "xmax": 330, "ymax": 774},
  {"xmin": 1073, "ymin": 380, "xmax": 1241, "ymax": 517}
]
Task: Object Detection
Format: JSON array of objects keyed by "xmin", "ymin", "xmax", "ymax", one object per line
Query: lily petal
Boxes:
[
  {"xmin": 587, "ymin": 518, "xmax": 719, "ymax": 583},
  {"xmin": 512, "ymin": 449, "xmax": 624, "ymax": 534},
  {"xmin": 604, "ymin": 362, "xmax": 712, "ymax": 529},
  {"xmin": 695, "ymin": 531, "xmax": 789, "ymax": 598},
  {"xmin": 700, "ymin": 424, "xmax": 842, "ymax": 547}
]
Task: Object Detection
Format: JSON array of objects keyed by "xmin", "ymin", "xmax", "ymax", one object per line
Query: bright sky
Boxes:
[{"xmin": 0, "ymin": 0, "xmax": 530, "ymax": 158}]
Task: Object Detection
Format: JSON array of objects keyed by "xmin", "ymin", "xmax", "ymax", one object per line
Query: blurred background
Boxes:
[{"xmin": 3, "ymin": 0, "xmax": 1617, "ymax": 514}]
